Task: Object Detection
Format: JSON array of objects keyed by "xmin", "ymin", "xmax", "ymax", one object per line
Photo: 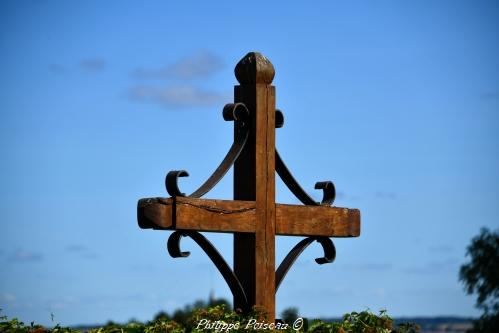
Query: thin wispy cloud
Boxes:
[
  {"xmin": 480, "ymin": 91, "xmax": 499, "ymax": 101},
  {"xmin": 339, "ymin": 263, "xmax": 393, "ymax": 271},
  {"xmin": 45, "ymin": 296, "xmax": 79, "ymax": 311},
  {"xmin": 66, "ymin": 244, "xmax": 98, "ymax": 259},
  {"xmin": 49, "ymin": 58, "xmax": 106, "ymax": 74},
  {"xmin": 334, "ymin": 191, "xmax": 360, "ymax": 201},
  {"xmin": 48, "ymin": 64, "xmax": 67, "ymax": 74},
  {"xmin": 0, "ymin": 293, "xmax": 16, "ymax": 303},
  {"xmin": 9, "ymin": 249, "xmax": 43, "ymax": 262},
  {"xmin": 402, "ymin": 258, "xmax": 459, "ymax": 274},
  {"xmin": 66, "ymin": 244, "xmax": 88, "ymax": 253},
  {"xmin": 428, "ymin": 245, "xmax": 453, "ymax": 253},
  {"xmin": 128, "ymin": 84, "xmax": 226, "ymax": 109},
  {"xmin": 133, "ymin": 51, "xmax": 224, "ymax": 80},
  {"xmin": 80, "ymin": 57, "xmax": 107, "ymax": 72},
  {"xmin": 374, "ymin": 191, "xmax": 397, "ymax": 199},
  {"xmin": 82, "ymin": 253, "xmax": 98, "ymax": 260}
]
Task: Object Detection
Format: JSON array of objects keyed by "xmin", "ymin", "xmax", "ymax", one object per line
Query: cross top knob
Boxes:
[{"xmin": 235, "ymin": 52, "xmax": 275, "ymax": 84}]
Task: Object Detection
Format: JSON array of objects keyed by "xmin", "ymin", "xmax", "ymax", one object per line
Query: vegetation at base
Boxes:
[
  {"xmin": 152, "ymin": 295, "xmax": 230, "ymax": 325},
  {"xmin": 280, "ymin": 307, "xmax": 299, "ymax": 325},
  {"xmin": 459, "ymin": 227, "xmax": 499, "ymax": 333},
  {"xmin": 0, "ymin": 307, "xmax": 420, "ymax": 333}
]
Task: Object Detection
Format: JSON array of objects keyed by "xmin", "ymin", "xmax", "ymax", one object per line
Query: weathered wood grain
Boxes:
[
  {"xmin": 253, "ymin": 79, "xmax": 276, "ymax": 318},
  {"xmin": 138, "ymin": 197, "xmax": 256, "ymax": 233},
  {"xmin": 276, "ymin": 204, "xmax": 361, "ymax": 237},
  {"xmin": 138, "ymin": 197, "xmax": 360, "ymax": 237}
]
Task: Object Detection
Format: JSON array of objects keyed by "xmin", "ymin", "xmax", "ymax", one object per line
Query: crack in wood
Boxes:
[{"xmin": 178, "ymin": 201, "xmax": 256, "ymax": 215}]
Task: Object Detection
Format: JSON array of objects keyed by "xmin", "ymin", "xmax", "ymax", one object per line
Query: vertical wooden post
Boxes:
[{"xmin": 233, "ymin": 52, "xmax": 276, "ymax": 321}]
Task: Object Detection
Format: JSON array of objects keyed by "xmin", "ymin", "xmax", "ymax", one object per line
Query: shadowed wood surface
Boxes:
[{"xmin": 138, "ymin": 197, "xmax": 360, "ymax": 237}]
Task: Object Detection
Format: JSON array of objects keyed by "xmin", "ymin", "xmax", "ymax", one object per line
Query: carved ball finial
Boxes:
[{"xmin": 235, "ymin": 52, "xmax": 275, "ymax": 84}]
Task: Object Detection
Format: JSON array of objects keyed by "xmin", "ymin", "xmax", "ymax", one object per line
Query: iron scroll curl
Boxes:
[
  {"xmin": 274, "ymin": 109, "xmax": 336, "ymax": 206},
  {"xmin": 275, "ymin": 237, "xmax": 336, "ymax": 292},
  {"xmin": 167, "ymin": 230, "xmax": 250, "ymax": 311},
  {"xmin": 275, "ymin": 150, "xmax": 336, "ymax": 206},
  {"xmin": 274, "ymin": 109, "xmax": 337, "ymax": 289},
  {"xmin": 165, "ymin": 106, "xmax": 338, "ymax": 300},
  {"xmin": 165, "ymin": 103, "xmax": 250, "ymax": 199}
]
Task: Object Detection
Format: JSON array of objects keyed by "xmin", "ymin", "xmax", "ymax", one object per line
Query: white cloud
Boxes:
[
  {"xmin": 1, "ymin": 293, "xmax": 16, "ymax": 302},
  {"xmin": 133, "ymin": 51, "xmax": 224, "ymax": 80},
  {"xmin": 128, "ymin": 84, "xmax": 226, "ymax": 109},
  {"xmin": 9, "ymin": 249, "xmax": 43, "ymax": 262}
]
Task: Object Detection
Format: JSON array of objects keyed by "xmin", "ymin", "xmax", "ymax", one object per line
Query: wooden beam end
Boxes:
[{"xmin": 137, "ymin": 197, "xmax": 173, "ymax": 230}]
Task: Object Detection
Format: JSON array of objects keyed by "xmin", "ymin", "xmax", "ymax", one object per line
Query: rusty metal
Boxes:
[
  {"xmin": 275, "ymin": 237, "xmax": 336, "ymax": 292},
  {"xmin": 165, "ymin": 103, "xmax": 250, "ymax": 198},
  {"xmin": 167, "ymin": 230, "xmax": 249, "ymax": 311}
]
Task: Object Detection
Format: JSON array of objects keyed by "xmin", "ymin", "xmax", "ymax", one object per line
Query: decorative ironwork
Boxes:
[
  {"xmin": 164, "ymin": 104, "xmax": 338, "ymax": 300},
  {"xmin": 276, "ymin": 150, "xmax": 336, "ymax": 206},
  {"xmin": 167, "ymin": 230, "xmax": 249, "ymax": 311},
  {"xmin": 164, "ymin": 107, "xmax": 337, "ymax": 300},
  {"xmin": 165, "ymin": 103, "xmax": 250, "ymax": 198},
  {"xmin": 276, "ymin": 237, "xmax": 336, "ymax": 292},
  {"xmin": 138, "ymin": 52, "xmax": 361, "ymax": 320},
  {"xmin": 274, "ymin": 110, "xmax": 335, "ymax": 206}
]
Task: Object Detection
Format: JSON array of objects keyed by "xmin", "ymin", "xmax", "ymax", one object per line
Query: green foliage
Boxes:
[
  {"xmin": 459, "ymin": 227, "xmax": 499, "ymax": 333},
  {"xmin": 280, "ymin": 307, "xmax": 299, "ymax": 325},
  {"xmin": 459, "ymin": 227, "xmax": 499, "ymax": 314},
  {"xmin": 87, "ymin": 319, "xmax": 183, "ymax": 333},
  {"xmin": 159, "ymin": 297, "xmax": 231, "ymax": 327},
  {"xmin": 0, "ymin": 315, "xmax": 78, "ymax": 333},
  {"xmin": 188, "ymin": 304, "xmax": 268, "ymax": 332},
  {"xmin": 307, "ymin": 310, "xmax": 419, "ymax": 333},
  {"xmin": 0, "ymin": 307, "xmax": 420, "ymax": 333},
  {"xmin": 466, "ymin": 312, "xmax": 499, "ymax": 333}
]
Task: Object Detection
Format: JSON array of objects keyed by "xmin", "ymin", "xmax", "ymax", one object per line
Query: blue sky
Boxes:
[{"xmin": 1, "ymin": 0, "xmax": 498, "ymax": 327}]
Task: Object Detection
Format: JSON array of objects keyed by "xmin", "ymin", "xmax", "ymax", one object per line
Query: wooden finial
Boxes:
[{"xmin": 235, "ymin": 52, "xmax": 275, "ymax": 84}]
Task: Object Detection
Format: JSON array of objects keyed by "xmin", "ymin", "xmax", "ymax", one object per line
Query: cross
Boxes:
[{"xmin": 137, "ymin": 52, "xmax": 361, "ymax": 322}]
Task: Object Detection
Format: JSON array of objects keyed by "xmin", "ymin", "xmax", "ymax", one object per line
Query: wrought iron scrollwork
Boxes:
[
  {"xmin": 167, "ymin": 230, "xmax": 249, "ymax": 311},
  {"xmin": 274, "ymin": 109, "xmax": 335, "ymax": 206},
  {"xmin": 275, "ymin": 151, "xmax": 336, "ymax": 206},
  {"xmin": 166, "ymin": 105, "xmax": 338, "ymax": 301},
  {"xmin": 275, "ymin": 236, "xmax": 336, "ymax": 292},
  {"xmin": 165, "ymin": 103, "xmax": 250, "ymax": 198},
  {"xmin": 165, "ymin": 103, "xmax": 253, "ymax": 311}
]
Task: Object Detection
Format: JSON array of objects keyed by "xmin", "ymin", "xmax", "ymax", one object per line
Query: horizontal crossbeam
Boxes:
[{"xmin": 138, "ymin": 197, "xmax": 360, "ymax": 237}]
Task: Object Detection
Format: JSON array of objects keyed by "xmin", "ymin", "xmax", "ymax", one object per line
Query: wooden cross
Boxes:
[{"xmin": 137, "ymin": 52, "xmax": 360, "ymax": 322}]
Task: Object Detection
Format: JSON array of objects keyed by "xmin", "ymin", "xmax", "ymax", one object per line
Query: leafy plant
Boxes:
[
  {"xmin": 0, "ymin": 307, "xmax": 419, "ymax": 333},
  {"xmin": 459, "ymin": 227, "xmax": 499, "ymax": 333},
  {"xmin": 307, "ymin": 310, "xmax": 419, "ymax": 333},
  {"xmin": 281, "ymin": 307, "xmax": 299, "ymax": 325}
]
